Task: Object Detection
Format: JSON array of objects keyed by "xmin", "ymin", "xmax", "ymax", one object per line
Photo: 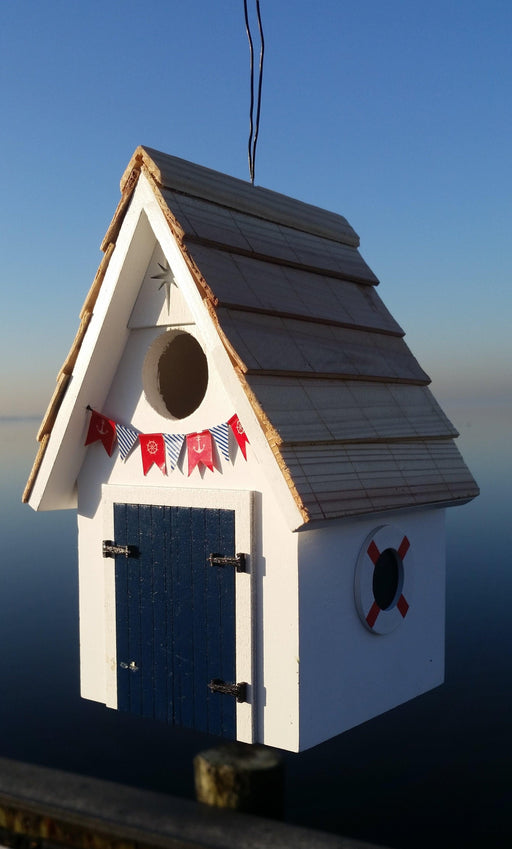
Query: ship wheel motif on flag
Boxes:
[{"xmin": 354, "ymin": 525, "xmax": 414, "ymax": 635}]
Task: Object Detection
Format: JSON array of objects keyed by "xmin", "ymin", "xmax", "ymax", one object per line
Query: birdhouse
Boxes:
[{"xmin": 24, "ymin": 147, "xmax": 478, "ymax": 752}]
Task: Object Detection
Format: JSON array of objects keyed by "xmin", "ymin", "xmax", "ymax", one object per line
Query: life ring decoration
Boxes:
[{"xmin": 354, "ymin": 525, "xmax": 414, "ymax": 635}]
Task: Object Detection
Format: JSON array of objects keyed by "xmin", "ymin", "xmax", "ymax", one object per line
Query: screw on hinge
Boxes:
[{"xmin": 120, "ymin": 661, "xmax": 139, "ymax": 671}]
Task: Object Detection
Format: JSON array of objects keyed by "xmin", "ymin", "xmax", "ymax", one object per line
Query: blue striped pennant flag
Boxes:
[
  {"xmin": 115, "ymin": 423, "xmax": 139, "ymax": 461},
  {"xmin": 163, "ymin": 433, "xmax": 185, "ymax": 470},
  {"xmin": 210, "ymin": 422, "xmax": 230, "ymax": 462}
]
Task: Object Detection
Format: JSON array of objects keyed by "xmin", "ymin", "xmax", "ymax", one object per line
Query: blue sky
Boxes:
[{"xmin": 1, "ymin": 0, "xmax": 510, "ymax": 416}]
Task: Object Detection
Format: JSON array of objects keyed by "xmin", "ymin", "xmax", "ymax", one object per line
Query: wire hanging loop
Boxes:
[{"xmin": 244, "ymin": 0, "xmax": 265, "ymax": 184}]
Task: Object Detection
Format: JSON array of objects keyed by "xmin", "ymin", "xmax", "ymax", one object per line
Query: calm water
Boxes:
[{"xmin": 1, "ymin": 406, "xmax": 511, "ymax": 849}]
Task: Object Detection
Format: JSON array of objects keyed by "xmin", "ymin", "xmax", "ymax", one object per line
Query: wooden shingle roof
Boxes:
[{"xmin": 23, "ymin": 145, "xmax": 479, "ymax": 519}]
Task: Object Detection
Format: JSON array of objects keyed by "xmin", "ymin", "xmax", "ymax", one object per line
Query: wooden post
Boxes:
[{"xmin": 193, "ymin": 743, "xmax": 284, "ymax": 818}]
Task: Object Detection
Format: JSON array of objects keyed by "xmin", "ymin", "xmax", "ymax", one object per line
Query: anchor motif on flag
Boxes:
[
  {"xmin": 192, "ymin": 434, "xmax": 206, "ymax": 454},
  {"xmin": 187, "ymin": 430, "xmax": 214, "ymax": 475},
  {"xmin": 84, "ymin": 408, "xmax": 117, "ymax": 456}
]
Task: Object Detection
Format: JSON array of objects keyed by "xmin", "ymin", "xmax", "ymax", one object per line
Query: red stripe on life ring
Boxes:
[
  {"xmin": 398, "ymin": 536, "xmax": 410, "ymax": 560},
  {"xmin": 397, "ymin": 594, "xmax": 409, "ymax": 618},
  {"xmin": 366, "ymin": 601, "xmax": 380, "ymax": 629},
  {"xmin": 367, "ymin": 540, "xmax": 380, "ymax": 565}
]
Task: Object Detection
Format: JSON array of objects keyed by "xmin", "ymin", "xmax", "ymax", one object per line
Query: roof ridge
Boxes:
[{"xmin": 125, "ymin": 146, "xmax": 360, "ymax": 248}]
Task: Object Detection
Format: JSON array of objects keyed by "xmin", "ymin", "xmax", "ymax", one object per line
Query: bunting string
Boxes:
[{"xmin": 84, "ymin": 407, "xmax": 249, "ymax": 477}]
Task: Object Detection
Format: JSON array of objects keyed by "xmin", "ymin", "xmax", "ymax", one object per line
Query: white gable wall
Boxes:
[
  {"xmin": 29, "ymin": 174, "xmax": 302, "ymax": 527},
  {"xmin": 75, "ymin": 181, "xmax": 304, "ymax": 750},
  {"xmin": 129, "ymin": 243, "xmax": 195, "ymax": 328},
  {"xmin": 296, "ymin": 507, "xmax": 446, "ymax": 751}
]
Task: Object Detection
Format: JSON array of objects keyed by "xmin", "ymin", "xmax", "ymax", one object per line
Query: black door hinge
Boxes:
[
  {"xmin": 208, "ymin": 552, "xmax": 247, "ymax": 572},
  {"xmin": 103, "ymin": 540, "xmax": 139, "ymax": 559},
  {"xmin": 208, "ymin": 678, "xmax": 248, "ymax": 703}
]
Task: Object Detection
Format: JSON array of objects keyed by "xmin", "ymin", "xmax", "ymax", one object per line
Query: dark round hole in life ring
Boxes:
[{"xmin": 372, "ymin": 547, "xmax": 402, "ymax": 610}]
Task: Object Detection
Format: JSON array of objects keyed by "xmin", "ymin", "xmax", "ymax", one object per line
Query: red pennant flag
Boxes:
[
  {"xmin": 228, "ymin": 414, "xmax": 249, "ymax": 460},
  {"xmin": 187, "ymin": 430, "xmax": 214, "ymax": 475},
  {"xmin": 84, "ymin": 409, "xmax": 117, "ymax": 456},
  {"xmin": 139, "ymin": 433, "xmax": 167, "ymax": 475}
]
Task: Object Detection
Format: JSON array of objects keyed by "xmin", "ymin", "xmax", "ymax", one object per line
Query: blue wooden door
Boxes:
[{"xmin": 114, "ymin": 503, "xmax": 237, "ymax": 738}]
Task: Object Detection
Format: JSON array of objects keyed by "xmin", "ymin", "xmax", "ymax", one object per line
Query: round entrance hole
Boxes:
[
  {"xmin": 372, "ymin": 547, "xmax": 403, "ymax": 610},
  {"xmin": 143, "ymin": 331, "xmax": 209, "ymax": 419}
]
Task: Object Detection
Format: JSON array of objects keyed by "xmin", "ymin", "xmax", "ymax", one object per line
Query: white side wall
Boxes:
[{"xmin": 297, "ymin": 508, "xmax": 446, "ymax": 751}]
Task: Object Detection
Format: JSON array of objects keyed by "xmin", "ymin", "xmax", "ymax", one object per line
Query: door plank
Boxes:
[
  {"xmin": 190, "ymin": 506, "xmax": 209, "ymax": 733},
  {"xmin": 114, "ymin": 503, "xmax": 130, "ymax": 713},
  {"xmin": 152, "ymin": 505, "xmax": 170, "ymax": 722},
  {"xmin": 125, "ymin": 504, "xmax": 142, "ymax": 715},
  {"xmin": 171, "ymin": 507, "xmax": 194, "ymax": 728},
  {"xmin": 139, "ymin": 503, "xmax": 157, "ymax": 719},
  {"xmin": 218, "ymin": 508, "xmax": 236, "ymax": 738}
]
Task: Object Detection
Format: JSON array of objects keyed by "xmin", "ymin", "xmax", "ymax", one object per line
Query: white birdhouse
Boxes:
[{"xmin": 24, "ymin": 147, "xmax": 478, "ymax": 752}]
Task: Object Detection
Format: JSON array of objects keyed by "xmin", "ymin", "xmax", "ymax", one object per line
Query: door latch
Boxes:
[
  {"xmin": 208, "ymin": 553, "xmax": 247, "ymax": 572},
  {"xmin": 208, "ymin": 678, "xmax": 248, "ymax": 703}
]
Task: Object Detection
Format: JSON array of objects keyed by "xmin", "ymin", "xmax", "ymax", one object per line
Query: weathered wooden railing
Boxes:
[{"xmin": 0, "ymin": 757, "xmax": 389, "ymax": 849}]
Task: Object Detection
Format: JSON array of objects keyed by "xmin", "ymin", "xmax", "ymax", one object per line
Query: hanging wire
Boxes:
[
  {"xmin": 243, "ymin": 0, "xmax": 255, "ymax": 179},
  {"xmin": 251, "ymin": 1, "xmax": 265, "ymax": 180},
  {"xmin": 243, "ymin": 0, "xmax": 265, "ymax": 184}
]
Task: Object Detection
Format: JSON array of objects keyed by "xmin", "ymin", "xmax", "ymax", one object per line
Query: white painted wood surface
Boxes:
[
  {"xmin": 129, "ymin": 243, "xmax": 195, "ymax": 328},
  {"xmin": 296, "ymin": 508, "xmax": 446, "ymax": 750}
]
